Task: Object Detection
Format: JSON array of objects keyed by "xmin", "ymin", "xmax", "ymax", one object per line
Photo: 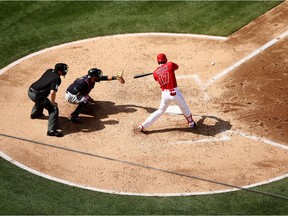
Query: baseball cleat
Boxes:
[
  {"xmin": 188, "ymin": 121, "xmax": 197, "ymax": 128},
  {"xmin": 137, "ymin": 125, "xmax": 144, "ymax": 132}
]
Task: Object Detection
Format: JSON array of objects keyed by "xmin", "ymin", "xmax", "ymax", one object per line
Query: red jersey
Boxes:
[{"xmin": 153, "ymin": 62, "xmax": 178, "ymax": 90}]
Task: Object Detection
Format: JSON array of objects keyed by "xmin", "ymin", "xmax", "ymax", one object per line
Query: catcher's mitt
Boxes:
[{"xmin": 116, "ymin": 71, "xmax": 125, "ymax": 84}]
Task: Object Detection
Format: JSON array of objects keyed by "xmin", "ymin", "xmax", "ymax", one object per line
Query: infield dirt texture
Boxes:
[{"xmin": 0, "ymin": 1, "xmax": 287, "ymax": 196}]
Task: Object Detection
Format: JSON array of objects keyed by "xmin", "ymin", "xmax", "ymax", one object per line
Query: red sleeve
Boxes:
[
  {"xmin": 170, "ymin": 62, "xmax": 179, "ymax": 70},
  {"xmin": 153, "ymin": 69, "xmax": 158, "ymax": 81}
]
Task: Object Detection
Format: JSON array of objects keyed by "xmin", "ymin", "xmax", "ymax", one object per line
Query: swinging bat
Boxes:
[{"xmin": 133, "ymin": 72, "xmax": 153, "ymax": 79}]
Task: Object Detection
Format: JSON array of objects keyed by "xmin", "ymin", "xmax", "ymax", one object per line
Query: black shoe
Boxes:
[
  {"xmin": 47, "ymin": 130, "xmax": 63, "ymax": 137},
  {"xmin": 30, "ymin": 114, "xmax": 44, "ymax": 119},
  {"xmin": 68, "ymin": 115, "xmax": 80, "ymax": 123}
]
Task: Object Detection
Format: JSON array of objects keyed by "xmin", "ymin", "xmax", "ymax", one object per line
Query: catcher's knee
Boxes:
[{"xmin": 65, "ymin": 93, "xmax": 79, "ymax": 104}]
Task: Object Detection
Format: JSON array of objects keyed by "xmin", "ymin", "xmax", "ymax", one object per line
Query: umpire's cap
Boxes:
[
  {"xmin": 88, "ymin": 68, "xmax": 103, "ymax": 79},
  {"xmin": 54, "ymin": 63, "xmax": 68, "ymax": 76}
]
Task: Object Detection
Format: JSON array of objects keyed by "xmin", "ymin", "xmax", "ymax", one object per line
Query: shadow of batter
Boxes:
[{"xmin": 146, "ymin": 115, "xmax": 232, "ymax": 137}]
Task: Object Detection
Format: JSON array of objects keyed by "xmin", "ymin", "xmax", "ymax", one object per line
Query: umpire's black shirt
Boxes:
[{"xmin": 30, "ymin": 69, "xmax": 61, "ymax": 97}]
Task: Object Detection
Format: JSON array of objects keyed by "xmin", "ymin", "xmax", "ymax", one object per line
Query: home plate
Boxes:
[{"xmin": 165, "ymin": 105, "xmax": 183, "ymax": 115}]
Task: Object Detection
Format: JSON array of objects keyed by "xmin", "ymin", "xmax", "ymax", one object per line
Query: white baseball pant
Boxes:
[
  {"xmin": 65, "ymin": 92, "xmax": 89, "ymax": 104},
  {"xmin": 141, "ymin": 87, "xmax": 193, "ymax": 129}
]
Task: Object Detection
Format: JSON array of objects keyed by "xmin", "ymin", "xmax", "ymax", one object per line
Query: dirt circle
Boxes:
[{"xmin": 0, "ymin": 2, "xmax": 287, "ymax": 196}]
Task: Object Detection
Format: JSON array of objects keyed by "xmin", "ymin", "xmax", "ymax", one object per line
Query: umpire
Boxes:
[{"xmin": 28, "ymin": 63, "xmax": 68, "ymax": 137}]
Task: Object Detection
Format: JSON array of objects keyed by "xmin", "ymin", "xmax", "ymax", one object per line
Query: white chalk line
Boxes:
[
  {"xmin": 231, "ymin": 130, "xmax": 288, "ymax": 150},
  {"xmin": 177, "ymin": 74, "xmax": 204, "ymax": 89},
  {"xmin": 179, "ymin": 30, "xmax": 288, "ymax": 87},
  {"xmin": 206, "ymin": 30, "xmax": 288, "ymax": 86},
  {"xmin": 177, "ymin": 74, "xmax": 210, "ymax": 100},
  {"xmin": 169, "ymin": 134, "xmax": 230, "ymax": 145},
  {"xmin": 170, "ymin": 130, "xmax": 288, "ymax": 149},
  {"xmin": 0, "ymin": 129, "xmax": 287, "ymax": 197},
  {"xmin": 2, "ymin": 150, "xmax": 287, "ymax": 198},
  {"xmin": 0, "ymin": 32, "xmax": 287, "ymax": 197},
  {"xmin": 176, "ymin": 31, "xmax": 288, "ymax": 100}
]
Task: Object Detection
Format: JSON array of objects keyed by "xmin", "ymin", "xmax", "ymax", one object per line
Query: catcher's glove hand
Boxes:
[{"xmin": 116, "ymin": 71, "xmax": 125, "ymax": 84}]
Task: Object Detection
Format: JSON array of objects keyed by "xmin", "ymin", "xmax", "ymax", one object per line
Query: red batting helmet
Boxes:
[{"xmin": 157, "ymin": 53, "xmax": 167, "ymax": 64}]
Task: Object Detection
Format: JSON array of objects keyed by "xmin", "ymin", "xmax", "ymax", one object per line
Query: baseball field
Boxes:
[{"xmin": 0, "ymin": 1, "xmax": 287, "ymax": 215}]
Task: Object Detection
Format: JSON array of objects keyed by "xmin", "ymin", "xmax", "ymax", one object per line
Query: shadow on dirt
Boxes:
[
  {"xmin": 146, "ymin": 115, "xmax": 232, "ymax": 137},
  {"xmin": 59, "ymin": 101, "xmax": 157, "ymax": 135}
]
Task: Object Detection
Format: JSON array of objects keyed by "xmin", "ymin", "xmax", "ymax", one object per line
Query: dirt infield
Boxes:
[{"xmin": 0, "ymin": 1, "xmax": 287, "ymax": 195}]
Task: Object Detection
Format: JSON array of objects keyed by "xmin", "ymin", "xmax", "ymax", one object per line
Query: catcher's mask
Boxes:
[
  {"xmin": 157, "ymin": 53, "xmax": 167, "ymax": 64},
  {"xmin": 54, "ymin": 63, "xmax": 68, "ymax": 76},
  {"xmin": 88, "ymin": 68, "xmax": 103, "ymax": 79}
]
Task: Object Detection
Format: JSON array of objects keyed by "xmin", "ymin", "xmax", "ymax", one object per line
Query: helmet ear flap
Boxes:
[
  {"xmin": 87, "ymin": 69, "xmax": 92, "ymax": 78},
  {"xmin": 88, "ymin": 68, "xmax": 102, "ymax": 79}
]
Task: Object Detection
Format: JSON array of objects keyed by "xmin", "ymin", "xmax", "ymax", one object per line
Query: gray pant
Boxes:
[{"xmin": 28, "ymin": 89, "xmax": 59, "ymax": 132}]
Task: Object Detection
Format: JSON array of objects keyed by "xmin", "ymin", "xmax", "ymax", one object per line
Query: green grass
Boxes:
[
  {"xmin": 0, "ymin": 1, "xmax": 281, "ymax": 69},
  {"xmin": 0, "ymin": 1, "xmax": 287, "ymax": 215},
  {"xmin": 0, "ymin": 157, "xmax": 287, "ymax": 215}
]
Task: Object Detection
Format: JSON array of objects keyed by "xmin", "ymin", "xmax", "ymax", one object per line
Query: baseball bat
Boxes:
[{"xmin": 134, "ymin": 72, "xmax": 153, "ymax": 79}]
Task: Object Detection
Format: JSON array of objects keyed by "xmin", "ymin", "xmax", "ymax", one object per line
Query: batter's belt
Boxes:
[{"xmin": 162, "ymin": 88, "xmax": 177, "ymax": 96}]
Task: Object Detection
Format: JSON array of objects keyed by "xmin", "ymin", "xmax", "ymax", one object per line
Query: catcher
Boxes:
[{"xmin": 65, "ymin": 68, "xmax": 125, "ymax": 122}]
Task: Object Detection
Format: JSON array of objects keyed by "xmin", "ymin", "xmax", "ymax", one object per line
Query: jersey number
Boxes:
[{"xmin": 158, "ymin": 71, "xmax": 169, "ymax": 86}]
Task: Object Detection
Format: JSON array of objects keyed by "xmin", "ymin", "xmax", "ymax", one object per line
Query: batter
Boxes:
[{"xmin": 137, "ymin": 53, "xmax": 196, "ymax": 132}]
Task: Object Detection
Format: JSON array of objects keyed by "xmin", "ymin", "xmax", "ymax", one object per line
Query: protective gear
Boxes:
[
  {"xmin": 82, "ymin": 95, "xmax": 90, "ymax": 103},
  {"xmin": 54, "ymin": 63, "xmax": 68, "ymax": 76},
  {"xmin": 116, "ymin": 71, "xmax": 125, "ymax": 84},
  {"xmin": 157, "ymin": 53, "xmax": 167, "ymax": 64},
  {"xmin": 65, "ymin": 92, "xmax": 91, "ymax": 104},
  {"xmin": 88, "ymin": 68, "xmax": 103, "ymax": 79}
]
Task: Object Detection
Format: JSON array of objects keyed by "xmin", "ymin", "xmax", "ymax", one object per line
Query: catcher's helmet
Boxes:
[
  {"xmin": 54, "ymin": 63, "xmax": 68, "ymax": 76},
  {"xmin": 88, "ymin": 68, "xmax": 103, "ymax": 79},
  {"xmin": 157, "ymin": 53, "xmax": 167, "ymax": 64}
]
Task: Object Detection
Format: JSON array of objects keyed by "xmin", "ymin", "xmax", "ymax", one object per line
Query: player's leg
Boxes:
[
  {"xmin": 139, "ymin": 92, "xmax": 171, "ymax": 130},
  {"xmin": 28, "ymin": 89, "xmax": 44, "ymax": 119},
  {"xmin": 43, "ymin": 98, "xmax": 63, "ymax": 137},
  {"xmin": 69, "ymin": 102, "xmax": 87, "ymax": 122},
  {"xmin": 174, "ymin": 89, "xmax": 197, "ymax": 128},
  {"xmin": 65, "ymin": 93, "xmax": 89, "ymax": 122}
]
